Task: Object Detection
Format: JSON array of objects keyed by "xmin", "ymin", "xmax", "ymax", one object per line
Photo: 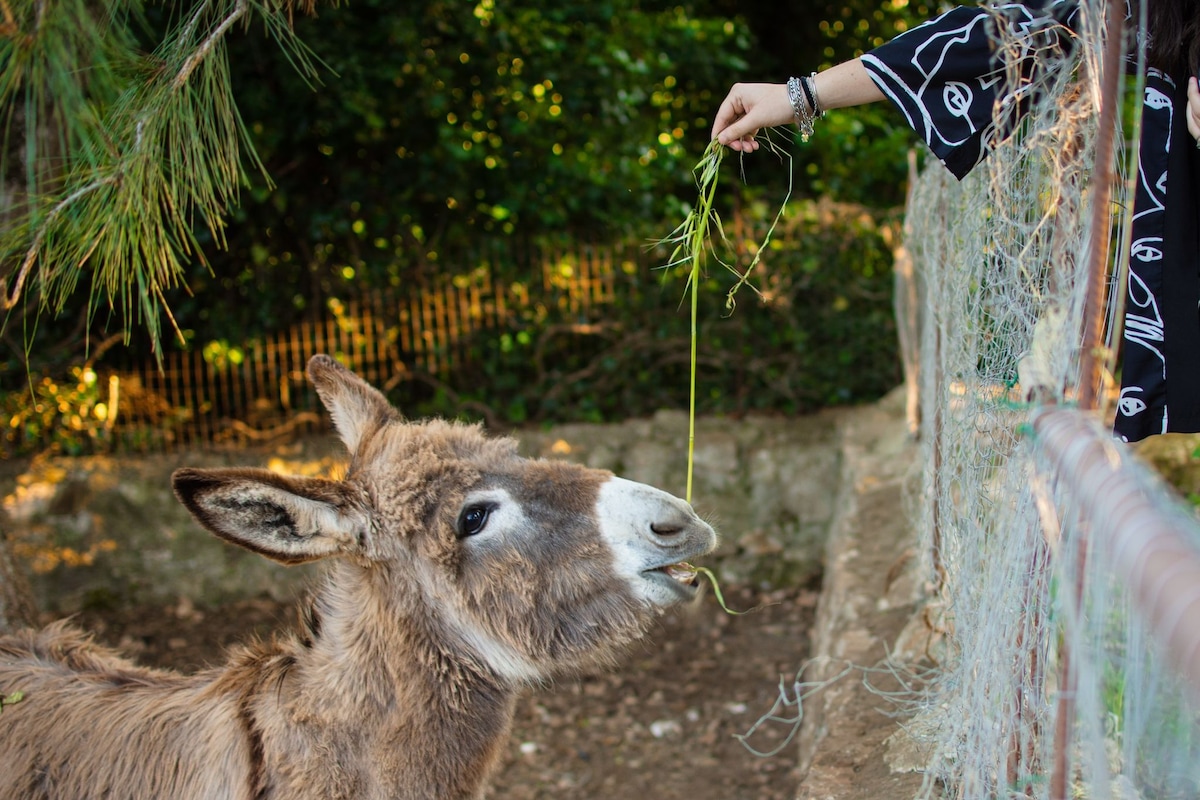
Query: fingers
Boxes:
[
  {"xmin": 710, "ymin": 88, "xmax": 761, "ymax": 152},
  {"xmin": 710, "ymin": 83, "xmax": 790, "ymax": 152},
  {"xmin": 719, "ymin": 120, "xmax": 762, "ymax": 153},
  {"xmin": 722, "ymin": 136, "xmax": 760, "ymax": 154},
  {"xmin": 1188, "ymin": 77, "xmax": 1200, "ymax": 143},
  {"xmin": 710, "ymin": 91, "xmax": 742, "ymax": 142}
]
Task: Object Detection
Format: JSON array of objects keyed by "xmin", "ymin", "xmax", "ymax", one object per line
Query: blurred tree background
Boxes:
[{"xmin": 0, "ymin": 0, "xmax": 935, "ymax": 455}]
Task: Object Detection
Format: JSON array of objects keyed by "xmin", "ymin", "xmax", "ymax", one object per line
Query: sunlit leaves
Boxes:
[
  {"xmin": 814, "ymin": 1, "xmax": 933, "ymax": 61},
  {"xmin": 227, "ymin": 0, "xmax": 753, "ymax": 263}
]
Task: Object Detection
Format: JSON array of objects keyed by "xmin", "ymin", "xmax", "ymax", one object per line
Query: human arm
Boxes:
[
  {"xmin": 1188, "ymin": 76, "xmax": 1200, "ymax": 142},
  {"xmin": 710, "ymin": 59, "xmax": 885, "ymax": 153},
  {"xmin": 711, "ymin": 4, "xmax": 1077, "ymax": 177},
  {"xmin": 709, "ymin": 6, "xmax": 999, "ymax": 163}
]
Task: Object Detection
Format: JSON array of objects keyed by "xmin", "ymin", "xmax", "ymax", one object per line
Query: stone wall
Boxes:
[{"xmin": 1, "ymin": 404, "xmax": 853, "ymax": 616}]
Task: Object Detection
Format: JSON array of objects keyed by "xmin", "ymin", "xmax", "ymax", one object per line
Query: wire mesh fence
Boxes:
[{"xmin": 898, "ymin": 2, "xmax": 1200, "ymax": 797}]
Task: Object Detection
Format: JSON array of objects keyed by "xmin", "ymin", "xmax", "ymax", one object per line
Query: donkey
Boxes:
[{"xmin": 0, "ymin": 354, "xmax": 716, "ymax": 800}]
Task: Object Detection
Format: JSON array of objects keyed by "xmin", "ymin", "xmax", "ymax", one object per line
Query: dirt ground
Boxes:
[{"xmin": 71, "ymin": 581, "xmax": 819, "ymax": 800}]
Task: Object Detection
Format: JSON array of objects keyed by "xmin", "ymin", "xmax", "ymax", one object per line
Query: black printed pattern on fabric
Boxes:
[
  {"xmin": 859, "ymin": 2, "xmax": 1079, "ymax": 178},
  {"xmin": 859, "ymin": 1, "xmax": 1200, "ymax": 442},
  {"xmin": 1121, "ymin": 69, "xmax": 1174, "ymax": 438}
]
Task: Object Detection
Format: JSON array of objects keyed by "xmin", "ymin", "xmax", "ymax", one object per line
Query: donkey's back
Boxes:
[{"xmin": 0, "ymin": 622, "xmax": 262, "ymax": 800}]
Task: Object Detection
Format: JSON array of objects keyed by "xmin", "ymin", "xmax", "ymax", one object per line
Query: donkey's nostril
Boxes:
[{"xmin": 650, "ymin": 521, "xmax": 684, "ymax": 537}]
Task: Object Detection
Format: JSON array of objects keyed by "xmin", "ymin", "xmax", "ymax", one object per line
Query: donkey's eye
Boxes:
[{"xmin": 458, "ymin": 503, "xmax": 494, "ymax": 538}]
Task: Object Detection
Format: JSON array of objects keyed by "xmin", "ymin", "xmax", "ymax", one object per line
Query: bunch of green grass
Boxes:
[
  {"xmin": 658, "ymin": 134, "xmax": 790, "ymax": 502},
  {"xmin": 658, "ymin": 132, "xmax": 791, "ymax": 615},
  {"xmin": 657, "ymin": 138, "xmax": 725, "ymax": 506}
]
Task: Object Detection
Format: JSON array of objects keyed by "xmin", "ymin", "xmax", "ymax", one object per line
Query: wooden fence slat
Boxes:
[
  {"xmin": 172, "ymin": 351, "xmax": 185, "ymax": 449},
  {"xmin": 370, "ymin": 294, "xmax": 386, "ymax": 386},
  {"xmin": 289, "ymin": 318, "xmax": 302, "ymax": 412},
  {"xmin": 421, "ymin": 289, "xmax": 437, "ymax": 376},
  {"xmin": 177, "ymin": 349, "xmax": 192, "ymax": 446},
  {"xmin": 192, "ymin": 348, "xmax": 209, "ymax": 446},
  {"xmin": 168, "ymin": 351, "xmax": 182, "ymax": 450},
  {"xmin": 430, "ymin": 288, "xmax": 443, "ymax": 374},
  {"xmin": 86, "ymin": 238, "xmax": 647, "ymax": 453}
]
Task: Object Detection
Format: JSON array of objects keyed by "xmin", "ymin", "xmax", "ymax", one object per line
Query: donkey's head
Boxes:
[{"xmin": 172, "ymin": 355, "xmax": 716, "ymax": 683}]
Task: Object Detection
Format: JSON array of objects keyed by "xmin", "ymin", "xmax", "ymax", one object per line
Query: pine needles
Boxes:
[{"xmin": 0, "ymin": 0, "xmax": 326, "ymax": 357}]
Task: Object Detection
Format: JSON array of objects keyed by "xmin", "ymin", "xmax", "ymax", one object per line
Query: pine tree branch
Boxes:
[
  {"xmin": 1, "ymin": 0, "xmax": 328, "ymax": 351},
  {"xmin": 174, "ymin": 0, "xmax": 247, "ymax": 92},
  {"xmin": 2, "ymin": 1, "xmax": 250, "ymax": 314},
  {"xmin": 0, "ymin": 0, "xmax": 16, "ymax": 37},
  {"xmin": 177, "ymin": 0, "xmax": 216, "ymax": 52},
  {"xmin": 2, "ymin": 174, "xmax": 120, "ymax": 312}
]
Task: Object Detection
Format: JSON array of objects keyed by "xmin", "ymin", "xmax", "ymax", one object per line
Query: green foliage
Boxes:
[
  {"xmin": 0, "ymin": 0, "xmax": 133, "ymax": 196},
  {"xmin": 1, "ymin": 0, "xmax": 926, "ymax": 455},
  {"xmin": 795, "ymin": 107, "xmax": 923, "ymax": 207},
  {"xmin": 397, "ymin": 197, "xmax": 901, "ymax": 427},
  {"xmin": 810, "ymin": 0, "xmax": 938, "ymax": 61},
  {"xmin": 1, "ymin": 192, "xmax": 900, "ymax": 457},
  {"xmin": 0, "ymin": 358, "xmax": 200, "ymax": 456},
  {"xmin": 0, "ymin": 366, "xmax": 112, "ymax": 456},
  {"xmin": 164, "ymin": 0, "xmax": 934, "ymax": 354},
  {"xmin": 185, "ymin": 0, "xmax": 755, "ymax": 340},
  {"xmin": 707, "ymin": 0, "xmax": 934, "ymax": 209}
]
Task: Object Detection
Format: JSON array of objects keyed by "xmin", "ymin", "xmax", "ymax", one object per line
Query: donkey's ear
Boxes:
[
  {"xmin": 306, "ymin": 354, "xmax": 399, "ymax": 454},
  {"xmin": 172, "ymin": 467, "xmax": 368, "ymax": 565}
]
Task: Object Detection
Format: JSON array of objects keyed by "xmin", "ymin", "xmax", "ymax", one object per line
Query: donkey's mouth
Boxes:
[
  {"xmin": 643, "ymin": 561, "xmax": 702, "ymax": 597},
  {"xmin": 663, "ymin": 563, "xmax": 700, "ymax": 586}
]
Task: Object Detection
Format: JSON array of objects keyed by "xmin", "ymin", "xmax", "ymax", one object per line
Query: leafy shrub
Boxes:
[
  {"xmin": 401, "ymin": 195, "xmax": 902, "ymax": 425},
  {"xmin": 3, "ymin": 194, "xmax": 902, "ymax": 455},
  {"xmin": 1, "ymin": 367, "xmax": 113, "ymax": 457}
]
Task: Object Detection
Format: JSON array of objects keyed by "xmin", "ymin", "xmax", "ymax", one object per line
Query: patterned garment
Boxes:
[{"xmin": 861, "ymin": 1, "xmax": 1200, "ymax": 442}]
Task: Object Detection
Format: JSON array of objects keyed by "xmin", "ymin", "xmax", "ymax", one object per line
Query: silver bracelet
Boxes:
[
  {"xmin": 805, "ymin": 72, "xmax": 824, "ymax": 118},
  {"xmin": 786, "ymin": 76, "xmax": 817, "ymax": 142}
]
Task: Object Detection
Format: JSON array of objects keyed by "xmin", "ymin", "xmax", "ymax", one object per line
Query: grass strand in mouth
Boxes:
[
  {"xmin": 683, "ymin": 563, "xmax": 755, "ymax": 616},
  {"xmin": 697, "ymin": 565, "xmax": 747, "ymax": 615}
]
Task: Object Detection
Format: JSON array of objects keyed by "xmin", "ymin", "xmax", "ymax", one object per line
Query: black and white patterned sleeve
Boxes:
[{"xmin": 861, "ymin": 2, "xmax": 1080, "ymax": 179}]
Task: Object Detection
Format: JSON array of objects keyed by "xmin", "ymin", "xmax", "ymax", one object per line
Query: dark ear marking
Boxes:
[
  {"xmin": 212, "ymin": 497, "xmax": 301, "ymax": 539},
  {"xmin": 171, "ymin": 467, "xmax": 363, "ymax": 565}
]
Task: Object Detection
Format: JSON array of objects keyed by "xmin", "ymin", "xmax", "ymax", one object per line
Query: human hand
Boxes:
[
  {"xmin": 709, "ymin": 83, "xmax": 792, "ymax": 153},
  {"xmin": 1188, "ymin": 77, "xmax": 1200, "ymax": 144}
]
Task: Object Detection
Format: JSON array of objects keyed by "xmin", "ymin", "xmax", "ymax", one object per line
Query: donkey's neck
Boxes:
[{"xmin": 280, "ymin": 560, "xmax": 519, "ymax": 798}]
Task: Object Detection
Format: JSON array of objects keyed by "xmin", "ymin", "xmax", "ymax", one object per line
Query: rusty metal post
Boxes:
[{"xmin": 1034, "ymin": 408, "xmax": 1200, "ymax": 696}]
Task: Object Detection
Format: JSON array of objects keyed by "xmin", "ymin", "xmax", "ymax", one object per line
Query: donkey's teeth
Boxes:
[{"xmin": 665, "ymin": 563, "xmax": 699, "ymax": 584}]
